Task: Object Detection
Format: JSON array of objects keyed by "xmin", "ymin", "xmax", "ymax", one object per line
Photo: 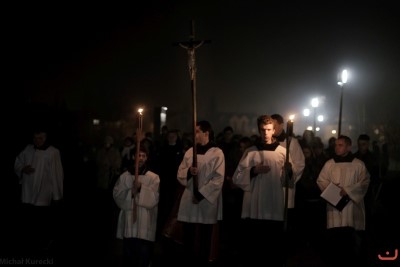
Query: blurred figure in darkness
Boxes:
[{"xmin": 14, "ymin": 127, "xmax": 64, "ymax": 250}]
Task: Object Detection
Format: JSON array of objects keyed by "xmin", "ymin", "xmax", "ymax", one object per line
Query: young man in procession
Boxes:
[
  {"xmin": 233, "ymin": 115, "xmax": 293, "ymax": 267},
  {"xmin": 176, "ymin": 120, "xmax": 225, "ymax": 266}
]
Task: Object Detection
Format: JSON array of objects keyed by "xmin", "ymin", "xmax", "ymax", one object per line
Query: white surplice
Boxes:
[
  {"xmin": 232, "ymin": 145, "xmax": 289, "ymax": 221},
  {"xmin": 113, "ymin": 170, "xmax": 160, "ymax": 241},
  {"xmin": 317, "ymin": 158, "xmax": 370, "ymax": 230},
  {"xmin": 177, "ymin": 147, "xmax": 225, "ymax": 224},
  {"xmin": 14, "ymin": 144, "xmax": 64, "ymax": 206}
]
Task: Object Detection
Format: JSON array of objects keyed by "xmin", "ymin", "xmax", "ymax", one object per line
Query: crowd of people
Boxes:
[{"xmin": 4, "ymin": 115, "xmax": 398, "ymax": 267}]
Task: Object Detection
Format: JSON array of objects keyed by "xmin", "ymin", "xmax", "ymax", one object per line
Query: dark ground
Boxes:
[{"xmin": 1, "ymin": 171, "xmax": 399, "ymax": 267}]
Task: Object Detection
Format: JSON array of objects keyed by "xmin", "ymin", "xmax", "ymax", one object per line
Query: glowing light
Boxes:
[
  {"xmin": 341, "ymin": 69, "xmax": 348, "ymax": 84},
  {"xmin": 303, "ymin": 109, "xmax": 310, "ymax": 117},
  {"xmin": 311, "ymin": 98, "xmax": 319, "ymax": 108}
]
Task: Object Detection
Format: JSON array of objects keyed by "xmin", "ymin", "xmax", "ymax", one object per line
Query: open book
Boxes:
[{"xmin": 320, "ymin": 182, "xmax": 351, "ymax": 211}]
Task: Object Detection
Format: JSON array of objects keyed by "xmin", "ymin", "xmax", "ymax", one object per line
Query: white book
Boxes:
[{"xmin": 320, "ymin": 182, "xmax": 350, "ymax": 211}]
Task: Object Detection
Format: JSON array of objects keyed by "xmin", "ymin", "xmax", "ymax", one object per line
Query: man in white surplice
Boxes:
[
  {"xmin": 14, "ymin": 128, "xmax": 64, "ymax": 250},
  {"xmin": 317, "ymin": 135, "xmax": 370, "ymax": 266},
  {"xmin": 177, "ymin": 120, "xmax": 225, "ymax": 265},
  {"xmin": 232, "ymin": 115, "xmax": 292, "ymax": 267},
  {"xmin": 14, "ymin": 130, "xmax": 64, "ymax": 206},
  {"xmin": 113, "ymin": 146, "xmax": 160, "ymax": 267}
]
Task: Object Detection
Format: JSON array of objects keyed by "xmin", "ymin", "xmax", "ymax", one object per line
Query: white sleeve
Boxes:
[
  {"xmin": 113, "ymin": 172, "xmax": 134, "ymax": 211},
  {"xmin": 138, "ymin": 172, "xmax": 160, "ymax": 209},
  {"xmin": 232, "ymin": 147, "xmax": 256, "ymax": 191},
  {"xmin": 198, "ymin": 149, "xmax": 225, "ymax": 204}
]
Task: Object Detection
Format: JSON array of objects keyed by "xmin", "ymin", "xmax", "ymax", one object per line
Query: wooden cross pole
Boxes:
[{"xmin": 174, "ymin": 20, "xmax": 211, "ymax": 203}]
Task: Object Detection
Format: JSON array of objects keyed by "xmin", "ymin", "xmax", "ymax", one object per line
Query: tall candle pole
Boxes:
[
  {"xmin": 283, "ymin": 115, "xmax": 294, "ymax": 232},
  {"xmin": 132, "ymin": 107, "xmax": 144, "ymax": 223}
]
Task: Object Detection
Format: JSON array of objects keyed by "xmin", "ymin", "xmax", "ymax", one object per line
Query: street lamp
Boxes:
[
  {"xmin": 337, "ymin": 69, "xmax": 348, "ymax": 136},
  {"xmin": 311, "ymin": 97, "xmax": 319, "ymax": 134}
]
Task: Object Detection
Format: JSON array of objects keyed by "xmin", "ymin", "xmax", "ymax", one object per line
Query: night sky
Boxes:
[{"xmin": 7, "ymin": 2, "xmax": 400, "ymax": 140}]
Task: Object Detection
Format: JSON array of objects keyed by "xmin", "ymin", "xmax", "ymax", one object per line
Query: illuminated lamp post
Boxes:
[{"xmin": 311, "ymin": 97, "xmax": 319, "ymax": 134}]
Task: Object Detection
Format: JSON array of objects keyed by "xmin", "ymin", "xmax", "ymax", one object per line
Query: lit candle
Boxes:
[
  {"xmin": 137, "ymin": 108, "xmax": 144, "ymax": 130},
  {"xmin": 287, "ymin": 115, "xmax": 295, "ymax": 136}
]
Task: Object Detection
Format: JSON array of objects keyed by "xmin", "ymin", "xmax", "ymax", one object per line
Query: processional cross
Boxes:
[{"xmin": 174, "ymin": 20, "xmax": 211, "ymax": 203}]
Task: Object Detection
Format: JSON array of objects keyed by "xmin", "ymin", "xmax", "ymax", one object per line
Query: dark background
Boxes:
[{"xmin": 6, "ymin": 3, "xmax": 400, "ymax": 139}]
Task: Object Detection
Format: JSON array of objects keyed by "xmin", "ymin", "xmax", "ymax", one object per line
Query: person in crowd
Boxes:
[
  {"xmin": 216, "ymin": 126, "xmax": 242, "ymax": 252},
  {"xmin": 317, "ymin": 135, "xmax": 370, "ymax": 267},
  {"xmin": 96, "ymin": 135, "xmax": 121, "ymax": 193},
  {"xmin": 324, "ymin": 136, "xmax": 337, "ymax": 159},
  {"xmin": 113, "ymin": 146, "xmax": 160, "ymax": 267},
  {"xmin": 299, "ymin": 129, "xmax": 316, "ymax": 149},
  {"xmin": 294, "ymin": 145, "xmax": 326, "ymax": 249},
  {"xmin": 232, "ymin": 115, "xmax": 292, "ymax": 267},
  {"xmin": 354, "ymin": 134, "xmax": 380, "ymax": 218},
  {"xmin": 354, "ymin": 133, "xmax": 381, "ymax": 264},
  {"xmin": 120, "ymin": 136, "xmax": 135, "ymax": 173},
  {"xmin": 177, "ymin": 120, "xmax": 225, "ymax": 266},
  {"xmin": 14, "ymin": 127, "xmax": 64, "ymax": 250},
  {"xmin": 157, "ymin": 129, "xmax": 185, "ymax": 236}
]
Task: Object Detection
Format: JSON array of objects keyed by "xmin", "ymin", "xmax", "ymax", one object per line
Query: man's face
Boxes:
[
  {"xmin": 272, "ymin": 119, "xmax": 283, "ymax": 136},
  {"xmin": 138, "ymin": 151, "xmax": 147, "ymax": 167},
  {"xmin": 335, "ymin": 138, "xmax": 351, "ymax": 157},
  {"xmin": 195, "ymin": 126, "xmax": 208, "ymax": 145},
  {"xmin": 167, "ymin": 132, "xmax": 178, "ymax": 145},
  {"xmin": 357, "ymin": 140, "xmax": 369, "ymax": 154},
  {"xmin": 259, "ymin": 123, "xmax": 275, "ymax": 144},
  {"xmin": 223, "ymin": 130, "xmax": 233, "ymax": 143},
  {"xmin": 33, "ymin": 132, "xmax": 47, "ymax": 148}
]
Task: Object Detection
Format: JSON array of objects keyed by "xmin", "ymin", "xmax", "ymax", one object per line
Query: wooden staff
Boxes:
[
  {"xmin": 132, "ymin": 108, "xmax": 144, "ymax": 223},
  {"xmin": 175, "ymin": 20, "xmax": 210, "ymax": 203},
  {"xmin": 283, "ymin": 117, "xmax": 294, "ymax": 232}
]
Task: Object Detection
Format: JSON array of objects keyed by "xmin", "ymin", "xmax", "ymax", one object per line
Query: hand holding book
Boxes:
[{"xmin": 320, "ymin": 182, "xmax": 351, "ymax": 211}]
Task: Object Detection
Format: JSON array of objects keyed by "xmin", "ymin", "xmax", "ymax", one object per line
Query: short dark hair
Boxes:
[
  {"xmin": 257, "ymin": 115, "xmax": 274, "ymax": 130},
  {"xmin": 197, "ymin": 120, "xmax": 214, "ymax": 141},
  {"xmin": 271, "ymin": 114, "xmax": 284, "ymax": 124},
  {"xmin": 223, "ymin": 126, "xmax": 234, "ymax": 133},
  {"xmin": 338, "ymin": 135, "xmax": 352, "ymax": 146},
  {"xmin": 358, "ymin": 134, "xmax": 370, "ymax": 142}
]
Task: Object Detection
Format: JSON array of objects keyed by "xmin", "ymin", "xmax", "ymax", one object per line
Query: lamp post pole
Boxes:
[
  {"xmin": 337, "ymin": 69, "xmax": 348, "ymax": 136},
  {"xmin": 311, "ymin": 97, "xmax": 319, "ymax": 134},
  {"xmin": 338, "ymin": 84, "xmax": 344, "ymax": 136},
  {"xmin": 313, "ymin": 107, "xmax": 317, "ymax": 134}
]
